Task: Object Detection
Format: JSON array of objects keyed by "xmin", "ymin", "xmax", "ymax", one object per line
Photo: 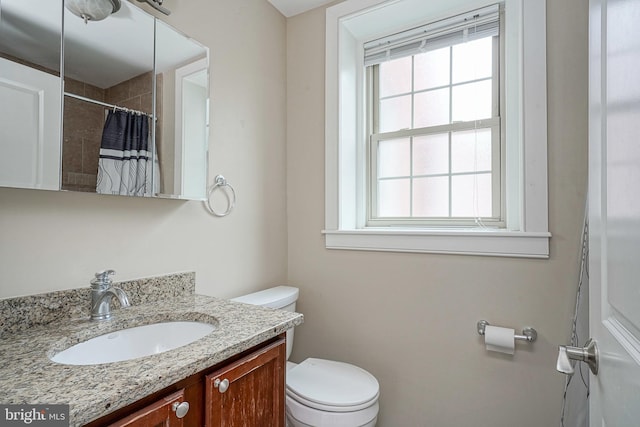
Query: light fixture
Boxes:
[{"xmin": 65, "ymin": 0, "xmax": 121, "ymax": 24}]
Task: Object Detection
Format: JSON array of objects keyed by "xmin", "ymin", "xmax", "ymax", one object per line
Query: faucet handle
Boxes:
[
  {"xmin": 92, "ymin": 269, "xmax": 116, "ymax": 287},
  {"xmin": 95, "ymin": 269, "xmax": 116, "ymax": 279}
]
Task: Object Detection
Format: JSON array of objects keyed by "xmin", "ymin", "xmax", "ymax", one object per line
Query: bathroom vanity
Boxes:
[
  {"xmin": 0, "ymin": 273, "xmax": 302, "ymax": 426},
  {"xmin": 89, "ymin": 336, "xmax": 286, "ymax": 426}
]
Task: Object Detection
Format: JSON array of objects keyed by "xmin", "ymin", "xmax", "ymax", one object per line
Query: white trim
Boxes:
[
  {"xmin": 325, "ymin": 6, "xmax": 340, "ymax": 230},
  {"xmin": 521, "ymin": 0, "xmax": 548, "ymax": 232},
  {"xmin": 323, "ymin": 229, "xmax": 550, "ymax": 258},
  {"xmin": 325, "ymin": 0, "xmax": 549, "ymax": 258}
]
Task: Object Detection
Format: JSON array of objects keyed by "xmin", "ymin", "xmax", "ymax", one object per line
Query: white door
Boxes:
[
  {"xmin": 0, "ymin": 57, "xmax": 61, "ymax": 190},
  {"xmin": 589, "ymin": 0, "xmax": 640, "ymax": 425}
]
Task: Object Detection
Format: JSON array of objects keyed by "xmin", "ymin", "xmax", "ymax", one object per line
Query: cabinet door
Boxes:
[
  {"xmin": 108, "ymin": 389, "xmax": 189, "ymax": 427},
  {"xmin": 205, "ymin": 338, "xmax": 285, "ymax": 427}
]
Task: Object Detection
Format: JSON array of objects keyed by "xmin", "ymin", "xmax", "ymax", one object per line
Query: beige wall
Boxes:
[
  {"xmin": 0, "ymin": 0, "xmax": 288, "ymax": 299},
  {"xmin": 286, "ymin": 1, "xmax": 588, "ymax": 426}
]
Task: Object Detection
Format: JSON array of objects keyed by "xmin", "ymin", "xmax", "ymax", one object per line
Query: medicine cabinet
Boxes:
[{"xmin": 0, "ymin": 0, "xmax": 209, "ymax": 200}]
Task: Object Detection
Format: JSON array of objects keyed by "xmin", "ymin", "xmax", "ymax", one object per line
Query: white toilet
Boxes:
[{"xmin": 232, "ymin": 286, "xmax": 380, "ymax": 427}]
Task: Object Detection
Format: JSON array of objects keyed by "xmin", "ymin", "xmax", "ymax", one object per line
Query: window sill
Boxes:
[{"xmin": 322, "ymin": 228, "xmax": 551, "ymax": 258}]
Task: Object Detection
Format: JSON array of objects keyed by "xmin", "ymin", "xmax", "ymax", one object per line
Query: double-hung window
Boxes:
[
  {"xmin": 366, "ymin": 5, "xmax": 503, "ymax": 227},
  {"xmin": 325, "ymin": 0, "xmax": 550, "ymax": 258}
]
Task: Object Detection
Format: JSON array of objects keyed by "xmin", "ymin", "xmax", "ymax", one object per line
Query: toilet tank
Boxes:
[{"xmin": 231, "ymin": 286, "xmax": 299, "ymax": 360}]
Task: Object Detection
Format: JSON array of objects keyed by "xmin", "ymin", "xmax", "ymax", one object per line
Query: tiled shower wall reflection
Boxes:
[{"xmin": 62, "ymin": 72, "xmax": 163, "ymax": 192}]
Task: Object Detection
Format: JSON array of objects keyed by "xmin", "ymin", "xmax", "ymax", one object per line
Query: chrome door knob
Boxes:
[
  {"xmin": 214, "ymin": 378, "xmax": 230, "ymax": 393},
  {"xmin": 557, "ymin": 338, "xmax": 599, "ymax": 375},
  {"xmin": 171, "ymin": 401, "xmax": 189, "ymax": 418}
]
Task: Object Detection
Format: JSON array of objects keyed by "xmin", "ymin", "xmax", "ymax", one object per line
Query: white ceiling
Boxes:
[{"xmin": 267, "ymin": 0, "xmax": 335, "ymax": 17}]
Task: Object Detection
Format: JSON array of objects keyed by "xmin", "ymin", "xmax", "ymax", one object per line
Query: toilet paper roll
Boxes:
[{"xmin": 484, "ymin": 325, "xmax": 515, "ymax": 355}]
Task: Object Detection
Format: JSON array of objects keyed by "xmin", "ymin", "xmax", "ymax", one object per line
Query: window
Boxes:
[
  {"xmin": 366, "ymin": 5, "xmax": 503, "ymax": 227},
  {"xmin": 325, "ymin": 0, "xmax": 550, "ymax": 258}
]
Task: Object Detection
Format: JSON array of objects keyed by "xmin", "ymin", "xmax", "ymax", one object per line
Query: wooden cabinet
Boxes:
[
  {"xmin": 86, "ymin": 336, "xmax": 285, "ymax": 427},
  {"xmin": 205, "ymin": 339, "xmax": 285, "ymax": 427},
  {"xmin": 107, "ymin": 390, "xmax": 187, "ymax": 427}
]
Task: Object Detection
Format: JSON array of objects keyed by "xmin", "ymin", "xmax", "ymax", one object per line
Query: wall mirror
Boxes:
[{"xmin": 0, "ymin": 0, "xmax": 209, "ymax": 200}]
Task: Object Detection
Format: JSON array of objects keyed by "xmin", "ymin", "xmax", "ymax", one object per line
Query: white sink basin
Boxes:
[{"xmin": 50, "ymin": 321, "xmax": 215, "ymax": 365}]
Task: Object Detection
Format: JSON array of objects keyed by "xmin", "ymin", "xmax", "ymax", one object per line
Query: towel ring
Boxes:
[{"xmin": 206, "ymin": 175, "xmax": 236, "ymax": 217}]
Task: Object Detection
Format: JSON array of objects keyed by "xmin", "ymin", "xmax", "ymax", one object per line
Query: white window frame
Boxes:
[{"xmin": 324, "ymin": 0, "xmax": 550, "ymax": 258}]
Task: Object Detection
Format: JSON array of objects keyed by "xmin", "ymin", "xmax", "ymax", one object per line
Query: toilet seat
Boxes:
[{"xmin": 286, "ymin": 358, "xmax": 380, "ymax": 412}]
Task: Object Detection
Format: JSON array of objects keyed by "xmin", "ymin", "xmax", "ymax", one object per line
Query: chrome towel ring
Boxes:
[{"xmin": 205, "ymin": 175, "xmax": 236, "ymax": 217}]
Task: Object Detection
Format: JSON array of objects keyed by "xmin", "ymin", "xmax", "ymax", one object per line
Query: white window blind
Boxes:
[{"xmin": 363, "ymin": 4, "xmax": 500, "ymax": 66}]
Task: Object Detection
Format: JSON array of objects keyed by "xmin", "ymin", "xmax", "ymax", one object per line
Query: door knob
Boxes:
[{"xmin": 557, "ymin": 338, "xmax": 599, "ymax": 375}]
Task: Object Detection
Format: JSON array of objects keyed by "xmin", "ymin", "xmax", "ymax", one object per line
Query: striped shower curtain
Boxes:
[{"xmin": 96, "ymin": 110, "xmax": 158, "ymax": 196}]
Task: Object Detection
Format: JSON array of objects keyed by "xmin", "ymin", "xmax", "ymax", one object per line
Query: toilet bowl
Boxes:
[
  {"xmin": 286, "ymin": 358, "xmax": 379, "ymax": 427},
  {"xmin": 231, "ymin": 286, "xmax": 380, "ymax": 427}
]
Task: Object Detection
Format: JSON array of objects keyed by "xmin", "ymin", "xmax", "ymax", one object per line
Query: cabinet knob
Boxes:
[
  {"xmin": 171, "ymin": 401, "xmax": 190, "ymax": 418},
  {"xmin": 214, "ymin": 378, "xmax": 230, "ymax": 393}
]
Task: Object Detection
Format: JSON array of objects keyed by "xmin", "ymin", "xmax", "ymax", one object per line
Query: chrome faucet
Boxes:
[{"xmin": 90, "ymin": 270, "xmax": 131, "ymax": 321}]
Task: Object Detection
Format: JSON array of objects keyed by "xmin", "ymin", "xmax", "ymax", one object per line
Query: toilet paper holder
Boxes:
[{"xmin": 477, "ymin": 320, "xmax": 538, "ymax": 343}]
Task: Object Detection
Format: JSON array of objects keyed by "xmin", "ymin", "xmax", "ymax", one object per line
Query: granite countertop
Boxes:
[{"xmin": 0, "ymin": 293, "xmax": 303, "ymax": 426}]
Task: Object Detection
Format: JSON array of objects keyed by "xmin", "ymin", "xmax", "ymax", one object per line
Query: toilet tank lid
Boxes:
[{"xmin": 231, "ymin": 286, "xmax": 299, "ymax": 309}]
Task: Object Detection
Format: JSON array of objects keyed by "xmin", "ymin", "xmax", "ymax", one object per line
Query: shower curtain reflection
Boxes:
[{"xmin": 96, "ymin": 110, "xmax": 158, "ymax": 196}]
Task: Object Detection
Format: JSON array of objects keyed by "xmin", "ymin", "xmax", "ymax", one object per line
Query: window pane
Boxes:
[
  {"xmin": 380, "ymin": 95, "xmax": 411, "ymax": 132},
  {"xmin": 451, "ymin": 173, "xmax": 492, "ymax": 217},
  {"xmin": 414, "ymin": 88, "xmax": 449, "ymax": 128},
  {"xmin": 380, "ymin": 56, "xmax": 412, "ymax": 97},
  {"xmin": 451, "ymin": 129, "xmax": 492, "ymax": 173},
  {"xmin": 452, "ymin": 37, "xmax": 493, "ymax": 84},
  {"xmin": 414, "ymin": 47, "xmax": 450, "ymax": 91},
  {"xmin": 378, "ymin": 138, "xmax": 410, "ymax": 178},
  {"xmin": 451, "ymin": 80, "xmax": 492, "ymax": 122},
  {"xmin": 413, "ymin": 133, "xmax": 449, "ymax": 175},
  {"xmin": 378, "ymin": 178, "xmax": 410, "ymax": 217},
  {"xmin": 413, "ymin": 176, "xmax": 449, "ymax": 217}
]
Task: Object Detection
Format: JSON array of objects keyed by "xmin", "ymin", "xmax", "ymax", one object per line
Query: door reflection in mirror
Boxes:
[
  {"xmin": 0, "ymin": 0, "xmax": 62, "ymax": 191},
  {"xmin": 155, "ymin": 20, "xmax": 208, "ymax": 200}
]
